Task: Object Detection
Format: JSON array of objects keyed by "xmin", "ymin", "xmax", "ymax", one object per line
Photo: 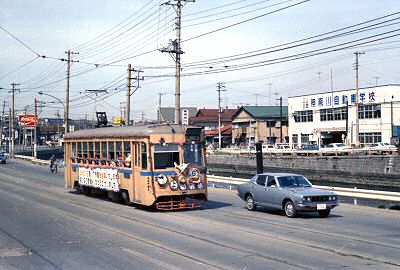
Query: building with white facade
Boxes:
[{"xmin": 288, "ymin": 85, "xmax": 400, "ymax": 148}]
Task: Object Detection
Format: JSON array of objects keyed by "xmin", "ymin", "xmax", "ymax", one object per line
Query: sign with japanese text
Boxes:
[
  {"xmin": 302, "ymin": 91, "xmax": 376, "ymax": 110},
  {"xmin": 19, "ymin": 114, "xmax": 38, "ymax": 127},
  {"xmin": 78, "ymin": 167, "xmax": 120, "ymax": 192}
]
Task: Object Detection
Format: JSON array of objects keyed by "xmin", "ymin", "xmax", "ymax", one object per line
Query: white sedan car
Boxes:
[
  {"xmin": 321, "ymin": 143, "xmax": 352, "ymax": 155},
  {"xmin": 363, "ymin": 142, "xmax": 397, "ymax": 155}
]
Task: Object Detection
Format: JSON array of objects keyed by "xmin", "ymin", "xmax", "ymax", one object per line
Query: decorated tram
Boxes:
[{"xmin": 64, "ymin": 124, "xmax": 207, "ymax": 210}]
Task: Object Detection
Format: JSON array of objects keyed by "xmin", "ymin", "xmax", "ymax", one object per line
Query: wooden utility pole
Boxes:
[
  {"xmin": 126, "ymin": 64, "xmax": 132, "ymax": 125},
  {"xmin": 125, "ymin": 65, "xmax": 143, "ymax": 126},
  {"xmin": 0, "ymin": 101, "xmax": 5, "ymax": 150},
  {"xmin": 10, "ymin": 83, "xmax": 19, "ymax": 158},
  {"xmin": 354, "ymin": 52, "xmax": 364, "ymax": 147},
  {"xmin": 64, "ymin": 50, "xmax": 79, "ymax": 135},
  {"xmin": 217, "ymin": 82, "xmax": 226, "ymax": 150},
  {"xmin": 33, "ymin": 98, "xmax": 37, "ymax": 159},
  {"xmin": 279, "ymin": 97, "xmax": 283, "ymax": 143}
]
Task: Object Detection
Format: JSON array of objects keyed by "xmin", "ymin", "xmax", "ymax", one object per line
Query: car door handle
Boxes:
[{"xmin": 252, "ymin": 186, "xmax": 255, "ymax": 189}]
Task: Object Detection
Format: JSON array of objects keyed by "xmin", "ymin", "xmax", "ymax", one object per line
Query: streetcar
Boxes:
[{"xmin": 64, "ymin": 124, "xmax": 207, "ymax": 210}]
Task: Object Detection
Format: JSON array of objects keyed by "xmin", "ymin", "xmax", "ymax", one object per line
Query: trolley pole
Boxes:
[{"xmin": 354, "ymin": 51, "xmax": 364, "ymax": 147}]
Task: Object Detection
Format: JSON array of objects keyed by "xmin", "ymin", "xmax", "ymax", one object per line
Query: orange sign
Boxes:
[{"xmin": 19, "ymin": 114, "xmax": 38, "ymax": 127}]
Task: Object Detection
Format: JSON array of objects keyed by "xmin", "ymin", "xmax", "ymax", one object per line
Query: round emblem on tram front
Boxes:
[{"xmin": 188, "ymin": 168, "xmax": 200, "ymax": 178}]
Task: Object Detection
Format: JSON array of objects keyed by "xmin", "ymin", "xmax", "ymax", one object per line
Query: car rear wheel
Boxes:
[
  {"xmin": 284, "ymin": 200, "xmax": 297, "ymax": 218},
  {"xmin": 318, "ymin": 209, "xmax": 331, "ymax": 217},
  {"xmin": 246, "ymin": 195, "xmax": 256, "ymax": 211}
]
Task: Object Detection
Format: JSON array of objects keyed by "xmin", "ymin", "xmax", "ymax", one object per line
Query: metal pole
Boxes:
[{"xmin": 0, "ymin": 101, "xmax": 5, "ymax": 151}]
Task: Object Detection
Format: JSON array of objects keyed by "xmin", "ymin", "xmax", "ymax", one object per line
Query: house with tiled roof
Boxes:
[
  {"xmin": 190, "ymin": 108, "xmax": 238, "ymax": 147},
  {"xmin": 231, "ymin": 106, "xmax": 288, "ymax": 146}
]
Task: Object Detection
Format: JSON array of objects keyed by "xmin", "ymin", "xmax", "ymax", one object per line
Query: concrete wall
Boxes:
[{"xmin": 208, "ymin": 154, "xmax": 400, "ymax": 191}]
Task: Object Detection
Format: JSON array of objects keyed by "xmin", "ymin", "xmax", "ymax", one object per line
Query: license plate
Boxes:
[{"xmin": 317, "ymin": 204, "xmax": 326, "ymax": 210}]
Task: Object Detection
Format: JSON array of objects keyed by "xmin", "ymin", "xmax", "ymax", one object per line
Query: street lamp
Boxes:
[{"xmin": 38, "ymin": 91, "xmax": 67, "ymax": 136}]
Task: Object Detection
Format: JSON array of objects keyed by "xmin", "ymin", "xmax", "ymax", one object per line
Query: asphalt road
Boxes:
[{"xmin": 0, "ymin": 160, "xmax": 399, "ymax": 270}]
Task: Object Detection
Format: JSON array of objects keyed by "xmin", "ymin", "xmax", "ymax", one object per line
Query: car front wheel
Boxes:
[
  {"xmin": 284, "ymin": 200, "xmax": 297, "ymax": 218},
  {"xmin": 246, "ymin": 195, "xmax": 256, "ymax": 211},
  {"xmin": 318, "ymin": 209, "xmax": 331, "ymax": 217}
]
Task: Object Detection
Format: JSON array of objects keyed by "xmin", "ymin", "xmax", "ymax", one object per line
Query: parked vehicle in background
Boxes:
[
  {"xmin": 272, "ymin": 143, "xmax": 293, "ymax": 155},
  {"xmin": 363, "ymin": 142, "xmax": 398, "ymax": 155},
  {"xmin": 0, "ymin": 152, "xmax": 7, "ymax": 164},
  {"xmin": 296, "ymin": 144, "xmax": 319, "ymax": 156},
  {"xmin": 237, "ymin": 173, "xmax": 339, "ymax": 217},
  {"xmin": 240, "ymin": 145, "xmax": 256, "ymax": 154},
  {"xmin": 262, "ymin": 144, "xmax": 275, "ymax": 153},
  {"xmin": 321, "ymin": 143, "xmax": 352, "ymax": 156}
]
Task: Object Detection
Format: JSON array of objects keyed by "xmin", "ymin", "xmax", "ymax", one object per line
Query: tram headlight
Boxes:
[
  {"xmin": 197, "ymin": 182, "xmax": 204, "ymax": 190},
  {"xmin": 157, "ymin": 174, "xmax": 168, "ymax": 186},
  {"xmin": 180, "ymin": 183, "xmax": 187, "ymax": 191},
  {"xmin": 170, "ymin": 180, "xmax": 178, "ymax": 190},
  {"xmin": 188, "ymin": 183, "xmax": 196, "ymax": 190}
]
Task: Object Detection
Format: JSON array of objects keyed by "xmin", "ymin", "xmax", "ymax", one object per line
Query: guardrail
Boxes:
[
  {"xmin": 207, "ymin": 175, "xmax": 400, "ymax": 202},
  {"xmin": 210, "ymin": 148, "xmax": 399, "ymax": 156}
]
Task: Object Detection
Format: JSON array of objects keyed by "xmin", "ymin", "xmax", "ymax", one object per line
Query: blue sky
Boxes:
[{"xmin": 1, "ymin": 0, "xmax": 399, "ymax": 121}]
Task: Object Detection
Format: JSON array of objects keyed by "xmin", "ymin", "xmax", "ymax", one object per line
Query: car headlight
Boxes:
[
  {"xmin": 302, "ymin": 197, "xmax": 311, "ymax": 202},
  {"xmin": 157, "ymin": 174, "xmax": 168, "ymax": 186}
]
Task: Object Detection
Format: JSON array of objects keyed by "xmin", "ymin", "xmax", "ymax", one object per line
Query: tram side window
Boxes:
[
  {"xmin": 116, "ymin": 142, "xmax": 123, "ymax": 167},
  {"xmin": 83, "ymin": 142, "xmax": 88, "ymax": 159},
  {"xmin": 88, "ymin": 142, "xmax": 94, "ymax": 159},
  {"xmin": 77, "ymin": 142, "xmax": 82, "ymax": 159},
  {"xmin": 135, "ymin": 143, "xmax": 140, "ymax": 167},
  {"xmin": 95, "ymin": 142, "xmax": 100, "ymax": 159},
  {"xmin": 100, "ymin": 141, "xmax": 106, "ymax": 159},
  {"xmin": 154, "ymin": 144, "xmax": 179, "ymax": 169},
  {"xmin": 124, "ymin": 142, "xmax": 131, "ymax": 167},
  {"xmin": 141, "ymin": 142, "xmax": 147, "ymax": 169},
  {"xmin": 71, "ymin": 142, "xmax": 76, "ymax": 158},
  {"xmin": 108, "ymin": 142, "xmax": 115, "ymax": 160}
]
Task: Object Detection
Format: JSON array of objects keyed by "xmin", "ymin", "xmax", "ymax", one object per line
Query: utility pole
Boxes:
[
  {"xmin": 64, "ymin": 50, "xmax": 79, "ymax": 135},
  {"xmin": 158, "ymin": 93, "xmax": 167, "ymax": 123},
  {"xmin": 268, "ymin": 83, "xmax": 273, "ymax": 105},
  {"xmin": 125, "ymin": 65, "xmax": 143, "ymax": 126},
  {"xmin": 373, "ymin": 76, "xmax": 379, "ymax": 87},
  {"xmin": 354, "ymin": 51, "xmax": 364, "ymax": 147},
  {"xmin": 217, "ymin": 82, "xmax": 226, "ymax": 150},
  {"xmin": 10, "ymin": 83, "xmax": 20, "ymax": 158},
  {"xmin": 56, "ymin": 110, "xmax": 60, "ymax": 144},
  {"xmin": 34, "ymin": 98, "xmax": 37, "ymax": 159},
  {"xmin": 0, "ymin": 101, "xmax": 5, "ymax": 150},
  {"xmin": 126, "ymin": 64, "xmax": 132, "ymax": 125},
  {"xmin": 160, "ymin": 0, "xmax": 194, "ymax": 124},
  {"xmin": 275, "ymin": 97, "xmax": 283, "ymax": 143}
]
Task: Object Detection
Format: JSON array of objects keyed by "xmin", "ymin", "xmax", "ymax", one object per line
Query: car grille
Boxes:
[{"xmin": 311, "ymin": 196, "xmax": 329, "ymax": 202}]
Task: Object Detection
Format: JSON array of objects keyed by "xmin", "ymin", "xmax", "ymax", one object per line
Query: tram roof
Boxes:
[{"xmin": 64, "ymin": 124, "xmax": 193, "ymax": 140}]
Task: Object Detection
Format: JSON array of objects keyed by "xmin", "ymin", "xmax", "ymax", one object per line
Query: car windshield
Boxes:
[{"xmin": 277, "ymin": 176, "xmax": 312, "ymax": 188}]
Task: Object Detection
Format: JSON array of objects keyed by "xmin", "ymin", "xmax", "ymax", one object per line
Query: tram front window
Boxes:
[
  {"xmin": 183, "ymin": 144, "xmax": 204, "ymax": 166},
  {"xmin": 154, "ymin": 144, "xmax": 180, "ymax": 169}
]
